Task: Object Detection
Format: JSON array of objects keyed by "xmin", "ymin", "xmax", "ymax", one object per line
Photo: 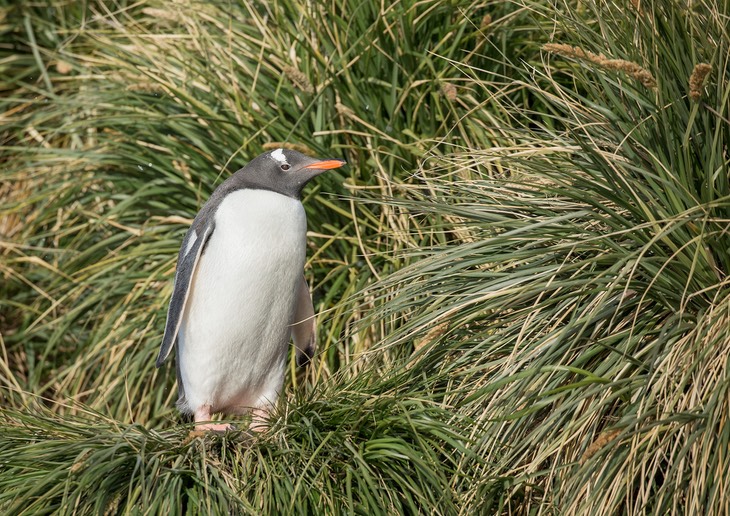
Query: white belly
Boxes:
[{"xmin": 178, "ymin": 189, "xmax": 307, "ymax": 414}]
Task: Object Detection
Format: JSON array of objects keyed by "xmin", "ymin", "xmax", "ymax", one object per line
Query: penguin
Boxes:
[{"xmin": 155, "ymin": 148, "xmax": 345, "ymax": 432}]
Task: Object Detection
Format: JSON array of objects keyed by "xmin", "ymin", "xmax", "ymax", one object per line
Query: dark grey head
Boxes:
[{"xmin": 229, "ymin": 148, "xmax": 345, "ymax": 199}]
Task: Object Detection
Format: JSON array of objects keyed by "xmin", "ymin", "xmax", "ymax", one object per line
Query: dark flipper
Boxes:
[{"xmin": 156, "ymin": 223, "xmax": 214, "ymax": 368}]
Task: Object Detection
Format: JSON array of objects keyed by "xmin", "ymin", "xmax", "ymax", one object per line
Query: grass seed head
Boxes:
[
  {"xmin": 689, "ymin": 63, "xmax": 712, "ymax": 100},
  {"xmin": 283, "ymin": 65, "xmax": 314, "ymax": 94},
  {"xmin": 543, "ymin": 43, "xmax": 657, "ymax": 89},
  {"xmin": 580, "ymin": 429, "xmax": 623, "ymax": 464},
  {"xmin": 440, "ymin": 82, "xmax": 458, "ymax": 100},
  {"xmin": 480, "ymin": 13, "xmax": 492, "ymax": 31}
]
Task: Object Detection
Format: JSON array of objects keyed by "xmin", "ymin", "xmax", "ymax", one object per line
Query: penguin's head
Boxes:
[{"xmin": 236, "ymin": 148, "xmax": 345, "ymax": 199}]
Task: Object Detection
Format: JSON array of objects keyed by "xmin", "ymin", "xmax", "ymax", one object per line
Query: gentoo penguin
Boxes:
[{"xmin": 155, "ymin": 148, "xmax": 345, "ymax": 432}]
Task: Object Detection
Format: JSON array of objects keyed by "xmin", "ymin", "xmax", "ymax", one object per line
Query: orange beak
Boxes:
[{"xmin": 302, "ymin": 159, "xmax": 346, "ymax": 170}]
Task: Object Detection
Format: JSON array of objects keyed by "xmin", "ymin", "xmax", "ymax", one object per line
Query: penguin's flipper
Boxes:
[
  {"xmin": 291, "ymin": 275, "xmax": 316, "ymax": 366},
  {"xmin": 156, "ymin": 223, "xmax": 214, "ymax": 367}
]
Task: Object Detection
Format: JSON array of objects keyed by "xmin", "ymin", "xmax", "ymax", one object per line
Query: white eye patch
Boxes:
[{"xmin": 270, "ymin": 148, "xmax": 287, "ymax": 165}]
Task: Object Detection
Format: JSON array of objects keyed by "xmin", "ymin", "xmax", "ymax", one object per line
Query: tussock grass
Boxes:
[
  {"xmin": 0, "ymin": 387, "xmax": 474, "ymax": 514},
  {"xmin": 363, "ymin": 0, "xmax": 730, "ymax": 512},
  {"xmin": 1, "ymin": 0, "xmax": 729, "ymax": 513}
]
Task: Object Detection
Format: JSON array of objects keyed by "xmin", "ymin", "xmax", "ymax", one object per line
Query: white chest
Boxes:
[
  {"xmin": 178, "ymin": 189, "xmax": 308, "ymax": 412},
  {"xmin": 212, "ymin": 188, "xmax": 307, "ymax": 265}
]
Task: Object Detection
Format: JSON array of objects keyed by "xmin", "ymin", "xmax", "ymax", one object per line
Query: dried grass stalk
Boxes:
[{"xmin": 543, "ymin": 43, "xmax": 657, "ymax": 89}]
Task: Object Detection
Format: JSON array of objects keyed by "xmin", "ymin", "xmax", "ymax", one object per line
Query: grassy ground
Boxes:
[{"xmin": 1, "ymin": 0, "xmax": 728, "ymax": 513}]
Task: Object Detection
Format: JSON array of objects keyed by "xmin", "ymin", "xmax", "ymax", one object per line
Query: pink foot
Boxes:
[
  {"xmin": 191, "ymin": 405, "xmax": 233, "ymax": 435},
  {"xmin": 184, "ymin": 423, "xmax": 235, "ymax": 444},
  {"xmin": 195, "ymin": 422, "xmax": 234, "ymax": 433}
]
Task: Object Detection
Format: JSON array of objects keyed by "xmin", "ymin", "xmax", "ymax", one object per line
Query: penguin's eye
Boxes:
[{"xmin": 280, "ymin": 163, "xmax": 290, "ymax": 171}]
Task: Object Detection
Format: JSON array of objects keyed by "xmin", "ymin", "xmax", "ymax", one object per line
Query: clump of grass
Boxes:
[
  {"xmin": 363, "ymin": 0, "xmax": 730, "ymax": 512},
  {"xmin": 0, "ymin": 384, "xmax": 478, "ymax": 513}
]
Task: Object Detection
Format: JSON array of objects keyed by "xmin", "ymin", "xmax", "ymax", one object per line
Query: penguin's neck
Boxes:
[{"xmin": 213, "ymin": 188, "xmax": 307, "ymax": 259}]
